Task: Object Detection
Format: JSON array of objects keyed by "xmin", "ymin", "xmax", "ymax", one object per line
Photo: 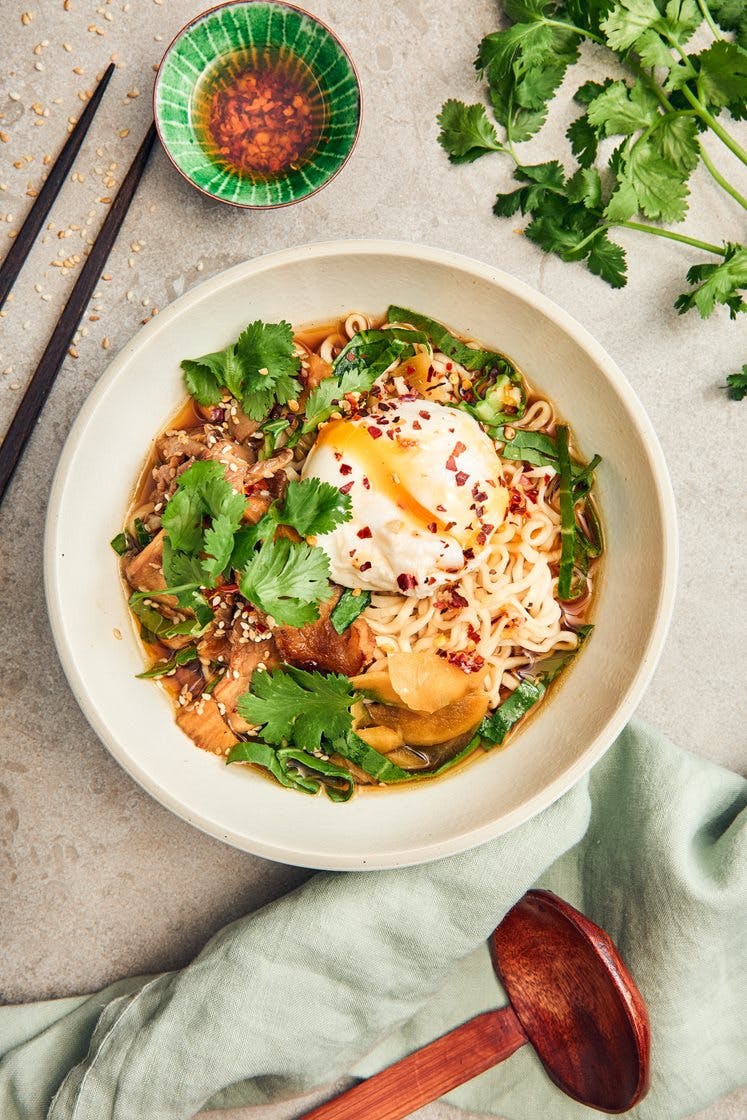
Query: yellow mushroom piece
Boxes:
[{"xmin": 367, "ymin": 689, "xmax": 489, "ymax": 747}]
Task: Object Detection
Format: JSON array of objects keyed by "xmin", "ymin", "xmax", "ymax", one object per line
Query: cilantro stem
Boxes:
[
  {"xmin": 615, "ymin": 222, "xmax": 726, "ymax": 256},
  {"xmin": 545, "ymin": 18, "xmax": 604, "ymax": 47},
  {"xmin": 699, "ymin": 147, "xmax": 747, "ymax": 211},
  {"xmin": 696, "ymin": 0, "xmax": 723, "ymax": 40},
  {"xmin": 680, "ymin": 85, "xmax": 747, "ymax": 168}
]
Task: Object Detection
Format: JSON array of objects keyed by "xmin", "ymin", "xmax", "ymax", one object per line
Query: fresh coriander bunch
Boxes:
[{"xmin": 437, "ymin": 0, "xmax": 747, "ymax": 398}]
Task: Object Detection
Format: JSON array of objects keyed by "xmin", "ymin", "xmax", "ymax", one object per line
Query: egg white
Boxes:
[{"xmin": 302, "ymin": 399, "xmax": 508, "ymax": 597}]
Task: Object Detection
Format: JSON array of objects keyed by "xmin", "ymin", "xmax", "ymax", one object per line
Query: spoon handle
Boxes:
[{"xmin": 300, "ymin": 1006, "xmax": 526, "ymax": 1120}]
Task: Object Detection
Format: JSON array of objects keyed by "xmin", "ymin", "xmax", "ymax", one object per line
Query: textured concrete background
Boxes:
[{"xmin": 0, "ymin": 1, "xmax": 744, "ymax": 1118}]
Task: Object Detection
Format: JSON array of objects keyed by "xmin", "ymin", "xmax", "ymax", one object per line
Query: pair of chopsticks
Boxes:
[{"xmin": 0, "ymin": 63, "xmax": 157, "ymax": 505}]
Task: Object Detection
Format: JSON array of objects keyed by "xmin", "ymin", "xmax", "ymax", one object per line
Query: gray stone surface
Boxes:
[{"xmin": 0, "ymin": 1, "xmax": 744, "ymax": 1118}]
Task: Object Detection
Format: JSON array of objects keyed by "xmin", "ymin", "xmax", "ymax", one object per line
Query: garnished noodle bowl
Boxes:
[{"xmin": 116, "ymin": 306, "xmax": 602, "ymax": 798}]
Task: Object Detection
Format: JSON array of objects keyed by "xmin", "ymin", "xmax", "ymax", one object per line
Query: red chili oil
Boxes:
[{"xmin": 191, "ymin": 45, "xmax": 326, "ymax": 180}]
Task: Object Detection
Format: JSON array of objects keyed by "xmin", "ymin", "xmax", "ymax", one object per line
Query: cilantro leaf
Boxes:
[
  {"xmin": 236, "ymin": 666, "xmax": 355, "ymax": 752},
  {"xmin": 650, "ymin": 113, "xmax": 700, "ymax": 172},
  {"xmin": 238, "ymin": 536, "xmax": 331, "ymax": 626},
  {"xmin": 675, "ymin": 244, "xmax": 747, "ymax": 318},
  {"xmin": 611, "ymin": 139, "xmax": 690, "ymax": 222},
  {"xmin": 601, "ymin": 0, "xmax": 663, "ymax": 52},
  {"xmin": 437, "ymin": 100, "xmax": 505, "ymax": 163},
  {"xmin": 162, "ymin": 460, "xmax": 247, "ymax": 569},
  {"xmin": 588, "ymin": 231, "xmax": 628, "ymax": 288},
  {"xmin": 695, "ymin": 41, "xmax": 747, "ymax": 109},
  {"xmin": 202, "ymin": 513, "xmax": 239, "ymax": 581},
  {"xmin": 726, "ymin": 363, "xmax": 747, "ymax": 400},
  {"xmin": 161, "ymin": 485, "xmax": 205, "ymax": 554},
  {"xmin": 162, "ymin": 538, "xmax": 209, "ymax": 589},
  {"xmin": 275, "ymin": 478, "xmax": 352, "ymax": 538},
  {"xmin": 235, "ymin": 320, "xmax": 301, "ymax": 420},
  {"xmin": 180, "ymin": 351, "xmax": 227, "ymax": 407},
  {"xmin": 709, "ymin": 0, "xmax": 747, "ymax": 47},
  {"xmin": 180, "ymin": 319, "xmax": 301, "ymax": 422},
  {"xmin": 586, "ymin": 79, "xmax": 661, "ymax": 135},
  {"xmin": 567, "ymin": 113, "xmax": 600, "ymax": 168}
]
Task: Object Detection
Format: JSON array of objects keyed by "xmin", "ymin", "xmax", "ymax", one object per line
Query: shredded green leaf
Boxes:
[
  {"xmin": 110, "ymin": 531, "xmax": 129, "ymax": 556},
  {"xmin": 136, "ymin": 645, "xmax": 200, "ymax": 679},
  {"xmin": 331, "ymin": 731, "xmax": 414, "ymax": 783},
  {"xmin": 479, "ymin": 679, "xmax": 546, "ymax": 747},
  {"xmin": 227, "ymin": 741, "xmax": 354, "ymax": 802},
  {"xmin": 330, "ymin": 589, "xmax": 371, "ymax": 634},
  {"xmin": 386, "ymin": 305, "xmax": 526, "ymax": 425},
  {"xmin": 556, "ymin": 424, "xmax": 580, "ymax": 601}
]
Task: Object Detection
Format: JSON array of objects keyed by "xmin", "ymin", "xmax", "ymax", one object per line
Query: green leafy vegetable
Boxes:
[
  {"xmin": 386, "ymin": 305, "xmax": 526, "ymax": 425},
  {"xmin": 237, "ymin": 666, "xmax": 356, "ymax": 752},
  {"xmin": 260, "ymin": 418, "xmax": 290, "ymax": 460},
  {"xmin": 478, "ymin": 625, "xmax": 593, "ymax": 746},
  {"xmin": 556, "ymin": 424, "xmax": 580, "ymax": 600},
  {"xmin": 274, "ymin": 477, "xmax": 352, "ymax": 538},
  {"xmin": 110, "ymin": 531, "xmax": 129, "ymax": 556},
  {"xmin": 674, "ymin": 243, "xmax": 747, "ymax": 319},
  {"xmin": 437, "ymin": 0, "xmax": 747, "ymax": 395},
  {"xmin": 300, "ymin": 328, "xmax": 426, "ymax": 436},
  {"xmin": 330, "ymin": 589, "xmax": 371, "ymax": 634},
  {"xmin": 181, "ymin": 320, "xmax": 301, "ymax": 422},
  {"xmin": 726, "ymin": 363, "xmax": 747, "ymax": 400},
  {"xmin": 128, "ymin": 594, "xmax": 211, "ymax": 640},
  {"xmin": 133, "ymin": 518, "xmax": 152, "ymax": 548},
  {"xmin": 136, "ymin": 645, "xmax": 200, "ymax": 680},
  {"xmin": 437, "ymin": 100, "xmax": 507, "ymax": 163},
  {"xmin": 479, "ymin": 679, "xmax": 546, "ymax": 746},
  {"xmin": 533, "ymin": 624, "xmax": 593, "ymax": 685},
  {"xmin": 238, "ymin": 537, "xmax": 332, "ymax": 627},
  {"xmin": 227, "ymin": 741, "xmax": 354, "ymax": 802},
  {"xmin": 331, "ymin": 730, "xmax": 413, "ymax": 783},
  {"xmin": 157, "ymin": 460, "xmax": 249, "ymax": 611}
]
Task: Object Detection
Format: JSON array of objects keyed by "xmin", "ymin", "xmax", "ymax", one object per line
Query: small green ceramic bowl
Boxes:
[{"xmin": 154, "ymin": 1, "xmax": 361, "ymax": 208}]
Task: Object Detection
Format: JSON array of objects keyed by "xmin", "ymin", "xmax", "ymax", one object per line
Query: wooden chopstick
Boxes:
[
  {"xmin": 0, "ymin": 62, "xmax": 115, "ymax": 313},
  {"xmin": 0, "ymin": 122, "xmax": 157, "ymax": 506}
]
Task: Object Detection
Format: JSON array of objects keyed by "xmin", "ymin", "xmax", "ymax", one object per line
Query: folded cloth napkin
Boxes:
[{"xmin": 0, "ymin": 719, "xmax": 744, "ymax": 1120}]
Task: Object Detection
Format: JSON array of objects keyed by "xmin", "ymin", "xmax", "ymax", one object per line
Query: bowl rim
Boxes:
[
  {"xmin": 44, "ymin": 239, "xmax": 679, "ymax": 869},
  {"xmin": 153, "ymin": 0, "xmax": 363, "ymax": 210}
]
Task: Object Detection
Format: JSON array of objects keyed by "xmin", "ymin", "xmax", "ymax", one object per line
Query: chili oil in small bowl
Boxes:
[{"xmin": 154, "ymin": 1, "xmax": 361, "ymax": 208}]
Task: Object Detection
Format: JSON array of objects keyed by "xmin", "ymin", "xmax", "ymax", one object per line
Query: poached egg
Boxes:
[{"xmin": 302, "ymin": 399, "xmax": 508, "ymax": 597}]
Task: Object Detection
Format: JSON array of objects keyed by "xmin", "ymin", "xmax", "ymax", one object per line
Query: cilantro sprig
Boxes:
[
  {"xmin": 298, "ymin": 327, "xmax": 427, "ymax": 437},
  {"xmin": 229, "ymin": 666, "xmax": 414, "ymax": 798},
  {"xmin": 236, "ymin": 666, "xmax": 356, "ymax": 752},
  {"xmin": 437, "ymin": 0, "xmax": 747, "ymax": 398},
  {"xmin": 181, "ymin": 319, "xmax": 301, "ymax": 421},
  {"xmin": 131, "ymin": 461, "xmax": 353, "ymax": 632}
]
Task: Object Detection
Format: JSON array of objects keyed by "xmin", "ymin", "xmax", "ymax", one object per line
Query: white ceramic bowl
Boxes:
[{"xmin": 44, "ymin": 241, "xmax": 677, "ymax": 870}]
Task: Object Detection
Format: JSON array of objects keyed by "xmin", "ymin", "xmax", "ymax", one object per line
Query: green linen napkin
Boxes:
[{"xmin": 0, "ymin": 720, "xmax": 744, "ymax": 1120}]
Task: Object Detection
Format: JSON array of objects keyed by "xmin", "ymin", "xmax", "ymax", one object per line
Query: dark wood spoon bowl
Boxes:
[{"xmin": 301, "ymin": 889, "xmax": 650, "ymax": 1120}]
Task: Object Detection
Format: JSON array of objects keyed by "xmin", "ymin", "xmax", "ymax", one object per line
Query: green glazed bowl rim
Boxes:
[{"xmin": 153, "ymin": 0, "xmax": 362, "ymax": 210}]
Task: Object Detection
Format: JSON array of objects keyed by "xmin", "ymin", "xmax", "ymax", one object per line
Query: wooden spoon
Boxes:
[{"xmin": 301, "ymin": 889, "xmax": 650, "ymax": 1120}]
